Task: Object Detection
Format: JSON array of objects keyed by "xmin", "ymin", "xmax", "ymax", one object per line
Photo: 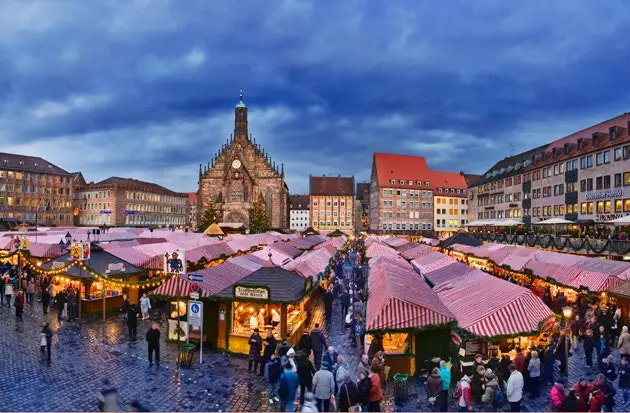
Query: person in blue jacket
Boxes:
[
  {"xmin": 439, "ymin": 360, "xmax": 451, "ymax": 412},
  {"xmin": 278, "ymin": 362, "xmax": 299, "ymax": 412}
]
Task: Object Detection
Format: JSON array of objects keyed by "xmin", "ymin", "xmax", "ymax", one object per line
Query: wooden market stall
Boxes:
[{"xmin": 40, "ymin": 245, "xmax": 145, "ymax": 314}]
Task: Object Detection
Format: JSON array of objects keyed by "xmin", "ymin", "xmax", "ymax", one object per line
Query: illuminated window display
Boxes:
[{"xmin": 366, "ymin": 333, "xmax": 410, "ymax": 355}]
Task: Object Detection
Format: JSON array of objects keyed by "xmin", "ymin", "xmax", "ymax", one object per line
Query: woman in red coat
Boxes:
[
  {"xmin": 589, "ymin": 383, "xmax": 605, "ymax": 412},
  {"xmin": 573, "ymin": 380, "xmax": 591, "ymax": 412}
]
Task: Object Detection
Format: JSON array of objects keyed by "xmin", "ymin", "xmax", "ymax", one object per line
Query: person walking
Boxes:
[
  {"xmin": 340, "ymin": 288, "xmax": 350, "ymax": 326},
  {"xmin": 261, "ymin": 328, "xmax": 277, "ymax": 376},
  {"xmin": 549, "ymin": 379, "xmax": 565, "ymax": 412},
  {"xmin": 14, "ymin": 290, "xmax": 25, "ymax": 321},
  {"xmin": 127, "ymin": 305, "xmax": 138, "ymax": 341},
  {"xmin": 338, "ymin": 374, "xmax": 359, "ymax": 412},
  {"xmin": 506, "ymin": 364, "xmax": 524, "ymax": 412},
  {"xmin": 570, "ymin": 315, "xmax": 581, "ymax": 351},
  {"xmin": 279, "ymin": 361, "xmax": 300, "ymax": 412},
  {"xmin": 66, "ymin": 287, "xmax": 76, "ymax": 322},
  {"xmin": 583, "ymin": 329, "xmax": 595, "ymax": 369},
  {"xmin": 248, "ymin": 328, "xmax": 263, "ymax": 373},
  {"xmin": 527, "ymin": 350, "xmax": 541, "ymax": 398},
  {"xmin": 439, "ymin": 360, "xmax": 451, "ymax": 412},
  {"xmin": 41, "ymin": 286, "xmax": 51, "ymax": 315},
  {"xmin": 296, "ymin": 349, "xmax": 316, "ymax": 407},
  {"xmin": 618, "ymin": 325, "xmax": 630, "ymax": 361},
  {"xmin": 313, "ymin": 361, "xmax": 335, "ymax": 412},
  {"xmin": 145, "ymin": 322, "xmax": 160, "ymax": 365},
  {"xmin": 265, "ymin": 354, "xmax": 282, "ymax": 405},
  {"xmin": 41, "ymin": 321, "xmax": 53, "ymax": 364},
  {"xmin": 599, "ymin": 355, "xmax": 617, "ymax": 381},
  {"xmin": 139, "ymin": 293, "xmax": 151, "ymax": 320},
  {"xmin": 357, "ymin": 354, "xmax": 371, "ymax": 380},
  {"xmin": 301, "ymin": 392, "xmax": 318, "ymax": 413},
  {"xmin": 310, "ymin": 324, "xmax": 327, "ymax": 371},
  {"xmin": 4, "ymin": 279, "xmax": 13, "ymax": 309},
  {"xmin": 55, "ymin": 290, "xmax": 66, "ymax": 322},
  {"xmin": 426, "ymin": 367, "xmax": 443, "ymax": 412},
  {"xmin": 324, "ymin": 287, "xmax": 334, "ymax": 324},
  {"xmin": 98, "ymin": 379, "xmax": 119, "ymax": 412},
  {"xmin": 27, "ymin": 280, "xmax": 35, "ymax": 307}
]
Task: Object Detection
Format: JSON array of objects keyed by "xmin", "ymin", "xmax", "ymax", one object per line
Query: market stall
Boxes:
[{"xmin": 40, "ymin": 245, "xmax": 145, "ymax": 314}]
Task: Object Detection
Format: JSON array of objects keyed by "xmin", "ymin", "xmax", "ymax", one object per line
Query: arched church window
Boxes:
[{"xmin": 265, "ymin": 189, "xmax": 274, "ymax": 225}]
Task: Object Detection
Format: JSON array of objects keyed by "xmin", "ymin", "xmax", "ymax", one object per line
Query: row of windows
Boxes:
[
  {"xmin": 436, "ymin": 188, "xmax": 466, "ymax": 194},
  {"xmin": 436, "ymin": 208, "xmax": 468, "ymax": 215},
  {"xmin": 313, "ymin": 221, "xmax": 353, "ymax": 226},
  {"xmin": 2, "ymin": 212, "xmax": 71, "ymax": 221},
  {"xmin": 312, "ymin": 200, "xmax": 350, "ymax": 207},
  {"xmin": 382, "ymin": 200, "xmax": 433, "ymax": 208},
  {"xmin": 382, "ymin": 189, "xmax": 432, "ymax": 198},
  {"xmin": 477, "ymin": 192, "xmax": 522, "ymax": 206},
  {"xmin": 313, "ymin": 211, "xmax": 352, "ymax": 217},
  {"xmin": 581, "ymin": 199, "xmax": 630, "ymax": 214},
  {"xmin": 477, "ymin": 209, "xmax": 522, "ymax": 220},
  {"xmin": 0, "ymin": 197, "xmax": 71, "ymax": 208},
  {"xmin": 436, "ymin": 198, "xmax": 467, "ymax": 205},
  {"xmin": 0, "ymin": 184, "xmax": 70, "ymax": 196},
  {"xmin": 389, "ymin": 179, "xmax": 430, "ymax": 187},
  {"xmin": 381, "ymin": 222, "xmax": 433, "ymax": 230},
  {"xmin": 0, "ymin": 171, "xmax": 72, "ymax": 184},
  {"xmin": 478, "ymin": 175, "xmax": 523, "ymax": 194},
  {"xmin": 125, "ymin": 191, "xmax": 186, "ymax": 205},
  {"xmin": 436, "ymin": 219, "xmax": 468, "ymax": 227},
  {"xmin": 83, "ymin": 191, "xmax": 111, "ymax": 199},
  {"xmin": 580, "ymin": 172, "xmax": 630, "ymax": 192},
  {"xmin": 381, "ymin": 211, "xmax": 432, "ymax": 219}
]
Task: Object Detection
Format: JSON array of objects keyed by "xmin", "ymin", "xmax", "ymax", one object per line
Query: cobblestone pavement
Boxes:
[{"xmin": 0, "ymin": 292, "xmax": 360, "ymax": 412}]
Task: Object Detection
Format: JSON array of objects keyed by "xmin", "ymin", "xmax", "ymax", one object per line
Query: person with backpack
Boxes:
[
  {"xmin": 455, "ymin": 375, "xmax": 472, "ymax": 412},
  {"xmin": 357, "ymin": 371, "xmax": 372, "ymax": 412},
  {"xmin": 337, "ymin": 373, "xmax": 359, "ymax": 412},
  {"xmin": 265, "ymin": 354, "xmax": 282, "ymax": 405},
  {"xmin": 482, "ymin": 370, "xmax": 504, "ymax": 411},
  {"xmin": 279, "ymin": 362, "xmax": 300, "ymax": 412},
  {"xmin": 296, "ymin": 349, "xmax": 316, "ymax": 407}
]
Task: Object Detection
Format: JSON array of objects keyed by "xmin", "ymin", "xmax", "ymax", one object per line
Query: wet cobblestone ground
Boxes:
[{"xmin": 0, "ymin": 293, "xmax": 359, "ymax": 412}]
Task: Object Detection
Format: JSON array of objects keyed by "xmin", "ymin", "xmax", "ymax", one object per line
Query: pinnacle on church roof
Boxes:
[{"xmin": 235, "ymin": 88, "xmax": 247, "ymax": 108}]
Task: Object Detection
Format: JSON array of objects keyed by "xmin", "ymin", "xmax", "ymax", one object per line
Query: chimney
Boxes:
[
  {"xmin": 577, "ymin": 138, "xmax": 584, "ymax": 150},
  {"xmin": 564, "ymin": 143, "xmax": 570, "ymax": 154}
]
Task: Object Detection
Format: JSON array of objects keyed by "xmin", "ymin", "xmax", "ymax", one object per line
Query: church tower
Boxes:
[{"xmin": 234, "ymin": 89, "xmax": 248, "ymax": 141}]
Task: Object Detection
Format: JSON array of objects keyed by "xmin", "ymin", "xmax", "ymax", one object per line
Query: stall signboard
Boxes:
[
  {"xmin": 105, "ymin": 263, "xmax": 126, "ymax": 274},
  {"xmin": 465, "ymin": 339, "xmax": 487, "ymax": 357},
  {"xmin": 16, "ymin": 236, "xmax": 29, "ymax": 250},
  {"xmin": 52, "ymin": 261, "xmax": 66, "ymax": 269},
  {"xmin": 164, "ymin": 250, "xmax": 186, "ymax": 274},
  {"xmin": 234, "ymin": 286, "xmax": 269, "ymax": 300},
  {"xmin": 188, "ymin": 301, "xmax": 203, "ymax": 328},
  {"xmin": 70, "ymin": 242, "xmax": 91, "ymax": 261}
]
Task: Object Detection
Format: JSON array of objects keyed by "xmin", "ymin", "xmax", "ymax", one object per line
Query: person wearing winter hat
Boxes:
[
  {"xmin": 313, "ymin": 361, "xmax": 335, "ymax": 412},
  {"xmin": 301, "ymin": 392, "xmax": 318, "ymax": 412},
  {"xmin": 455, "ymin": 375, "xmax": 472, "ymax": 412},
  {"xmin": 549, "ymin": 378, "xmax": 565, "ymax": 412},
  {"xmin": 286, "ymin": 347, "xmax": 298, "ymax": 373}
]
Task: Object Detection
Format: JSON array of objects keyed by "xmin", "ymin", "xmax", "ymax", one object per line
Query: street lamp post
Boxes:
[{"xmin": 562, "ymin": 306, "xmax": 573, "ymax": 377}]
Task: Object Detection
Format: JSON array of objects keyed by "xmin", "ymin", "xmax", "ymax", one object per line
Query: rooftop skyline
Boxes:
[{"xmin": 1, "ymin": 1, "xmax": 629, "ymax": 193}]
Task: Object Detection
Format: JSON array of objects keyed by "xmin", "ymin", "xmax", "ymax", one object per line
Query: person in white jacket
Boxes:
[
  {"xmin": 506, "ymin": 363, "xmax": 524, "ymax": 412},
  {"xmin": 139, "ymin": 294, "xmax": 151, "ymax": 320}
]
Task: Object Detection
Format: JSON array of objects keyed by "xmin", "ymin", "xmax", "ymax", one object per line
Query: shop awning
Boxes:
[
  {"xmin": 437, "ymin": 272, "xmax": 555, "ymax": 337},
  {"xmin": 282, "ymin": 249, "xmax": 332, "ymax": 279},
  {"xmin": 41, "ymin": 247, "xmax": 143, "ymax": 278},
  {"xmin": 367, "ymin": 257, "xmax": 455, "ymax": 331},
  {"xmin": 400, "ymin": 244, "xmax": 433, "ymax": 260},
  {"xmin": 365, "ymin": 242, "xmax": 398, "ymax": 258}
]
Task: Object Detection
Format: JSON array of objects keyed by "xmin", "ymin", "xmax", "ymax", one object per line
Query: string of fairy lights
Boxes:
[{"xmin": 1, "ymin": 246, "xmax": 262, "ymax": 290}]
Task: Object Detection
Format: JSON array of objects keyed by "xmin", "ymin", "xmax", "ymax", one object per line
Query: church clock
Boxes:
[{"xmin": 232, "ymin": 159, "xmax": 242, "ymax": 169}]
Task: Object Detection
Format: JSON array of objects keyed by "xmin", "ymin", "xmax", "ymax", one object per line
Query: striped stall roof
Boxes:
[
  {"xmin": 282, "ymin": 249, "xmax": 332, "ymax": 279},
  {"xmin": 365, "ymin": 242, "xmax": 398, "ymax": 258},
  {"xmin": 401, "ymin": 244, "xmax": 434, "ymax": 260},
  {"xmin": 572, "ymin": 271, "xmax": 624, "ymax": 293},
  {"xmin": 367, "ymin": 258, "xmax": 455, "ymax": 331}
]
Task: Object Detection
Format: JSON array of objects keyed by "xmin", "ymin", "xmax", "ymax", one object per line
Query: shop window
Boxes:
[
  {"xmin": 605, "ymin": 200, "xmax": 612, "ymax": 213},
  {"xmin": 232, "ymin": 302, "xmax": 284, "ymax": 337},
  {"xmin": 615, "ymin": 199, "xmax": 623, "ymax": 213},
  {"xmin": 624, "ymin": 172, "xmax": 630, "ymax": 186},
  {"xmin": 596, "ymin": 201, "xmax": 604, "ymax": 213},
  {"xmin": 625, "ymin": 199, "xmax": 630, "ymax": 212}
]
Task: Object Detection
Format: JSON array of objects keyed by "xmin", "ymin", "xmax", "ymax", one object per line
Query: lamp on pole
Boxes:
[{"xmin": 562, "ymin": 306, "xmax": 573, "ymax": 376}]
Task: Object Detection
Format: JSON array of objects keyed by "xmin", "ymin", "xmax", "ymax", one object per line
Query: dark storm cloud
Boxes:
[{"xmin": 1, "ymin": 0, "xmax": 630, "ymax": 193}]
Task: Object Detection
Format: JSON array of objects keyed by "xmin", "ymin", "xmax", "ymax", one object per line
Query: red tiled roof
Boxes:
[
  {"xmin": 430, "ymin": 171, "xmax": 469, "ymax": 197},
  {"xmin": 548, "ymin": 113, "xmax": 630, "ymax": 150},
  {"xmin": 289, "ymin": 194, "xmax": 310, "ymax": 210},
  {"xmin": 372, "ymin": 153, "xmax": 430, "ymax": 189},
  {"xmin": 0, "ymin": 152, "xmax": 70, "ymax": 175},
  {"xmin": 310, "ymin": 176, "xmax": 354, "ymax": 196}
]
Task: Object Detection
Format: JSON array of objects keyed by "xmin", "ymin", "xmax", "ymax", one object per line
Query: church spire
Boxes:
[{"xmin": 234, "ymin": 88, "xmax": 248, "ymax": 141}]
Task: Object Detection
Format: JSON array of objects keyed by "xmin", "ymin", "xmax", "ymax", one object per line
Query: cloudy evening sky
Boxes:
[{"xmin": 1, "ymin": 0, "xmax": 630, "ymax": 194}]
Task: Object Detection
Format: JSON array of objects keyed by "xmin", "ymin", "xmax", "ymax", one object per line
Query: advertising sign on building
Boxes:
[
  {"xmin": 584, "ymin": 189, "xmax": 623, "ymax": 200},
  {"xmin": 234, "ymin": 286, "xmax": 269, "ymax": 300},
  {"xmin": 163, "ymin": 250, "xmax": 186, "ymax": 274}
]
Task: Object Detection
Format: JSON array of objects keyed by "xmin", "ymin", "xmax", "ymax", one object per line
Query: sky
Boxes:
[{"xmin": 1, "ymin": 0, "xmax": 630, "ymax": 194}]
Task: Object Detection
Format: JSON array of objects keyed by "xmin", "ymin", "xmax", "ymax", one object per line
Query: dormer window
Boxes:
[
  {"xmin": 416, "ymin": 180, "xmax": 421, "ymax": 185},
  {"xmin": 438, "ymin": 188, "xmax": 443, "ymax": 193},
  {"xmin": 34, "ymin": 162, "xmax": 38, "ymax": 167},
  {"xmin": 425, "ymin": 181, "xmax": 429, "ymax": 187},
  {"xmin": 390, "ymin": 179, "xmax": 395, "ymax": 185},
  {"xmin": 19, "ymin": 161, "xmax": 24, "ymax": 165},
  {"xmin": 577, "ymin": 138, "xmax": 584, "ymax": 150},
  {"xmin": 399, "ymin": 180, "xmax": 404, "ymax": 185},
  {"xmin": 610, "ymin": 127, "xmax": 618, "ymax": 141},
  {"xmin": 408, "ymin": 180, "xmax": 413, "ymax": 185}
]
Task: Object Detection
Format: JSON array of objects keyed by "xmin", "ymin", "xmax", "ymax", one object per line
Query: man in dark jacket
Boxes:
[
  {"xmin": 127, "ymin": 305, "xmax": 138, "ymax": 341},
  {"xmin": 324, "ymin": 287, "xmax": 334, "ymax": 324},
  {"xmin": 146, "ymin": 322, "xmax": 161, "ymax": 365},
  {"xmin": 248, "ymin": 328, "xmax": 263, "ymax": 373},
  {"xmin": 583, "ymin": 329, "xmax": 595, "ymax": 368},
  {"xmin": 41, "ymin": 287, "xmax": 50, "ymax": 315},
  {"xmin": 297, "ymin": 332, "xmax": 312, "ymax": 357},
  {"xmin": 310, "ymin": 324, "xmax": 327, "ymax": 370},
  {"xmin": 296, "ymin": 350, "xmax": 316, "ymax": 406},
  {"xmin": 55, "ymin": 290, "xmax": 66, "ymax": 322},
  {"xmin": 277, "ymin": 337, "xmax": 291, "ymax": 359},
  {"xmin": 260, "ymin": 328, "xmax": 277, "ymax": 376},
  {"xmin": 340, "ymin": 289, "xmax": 350, "ymax": 326},
  {"xmin": 265, "ymin": 354, "xmax": 283, "ymax": 404}
]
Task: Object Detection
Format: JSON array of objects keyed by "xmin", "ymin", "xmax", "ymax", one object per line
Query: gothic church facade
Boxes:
[{"xmin": 197, "ymin": 93, "xmax": 289, "ymax": 230}]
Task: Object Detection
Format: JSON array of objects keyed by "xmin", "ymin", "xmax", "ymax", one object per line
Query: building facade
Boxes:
[
  {"xmin": 0, "ymin": 153, "xmax": 74, "ymax": 227},
  {"xmin": 289, "ymin": 194, "xmax": 310, "ymax": 231},
  {"xmin": 309, "ymin": 176, "xmax": 355, "ymax": 232},
  {"xmin": 369, "ymin": 153, "xmax": 434, "ymax": 233},
  {"xmin": 468, "ymin": 114, "xmax": 630, "ymax": 226},
  {"xmin": 187, "ymin": 193, "xmax": 197, "ymax": 229},
  {"xmin": 432, "ymin": 172, "xmax": 473, "ymax": 237},
  {"xmin": 197, "ymin": 92, "xmax": 289, "ymax": 229},
  {"xmin": 75, "ymin": 177, "xmax": 188, "ymax": 227},
  {"xmin": 355, "ymin": 183, "xmax": 370, "ymax": 232}
]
